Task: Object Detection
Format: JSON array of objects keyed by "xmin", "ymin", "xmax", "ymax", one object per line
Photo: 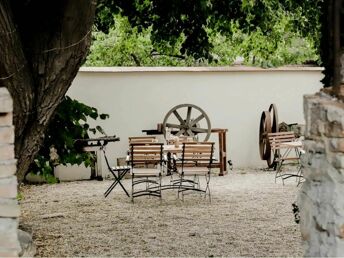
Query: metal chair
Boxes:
[
  {"xmin": 103, "ymin": 147, "xmax": 130, "ymax": 198},
  {"xmin": 174, "ymin": 142, "xmax": 214, "ymax": 201},
  {"xmin": 129, "ymin": 142, "xmax": 164, "ymax": 202},
  {"xmin": 267, "ymin": 132, "xmax": 303, "ymax": 185}
]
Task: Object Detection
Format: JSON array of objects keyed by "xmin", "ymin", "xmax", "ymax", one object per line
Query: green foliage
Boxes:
[
  {"xmin": 86, "ymin": 12, "xmax": 319, "ymax": 67},
  {"xmin": 86, "ymin": 15, "xmax": 193, "ymax": 66},
  {"xmin": 93, "ymin": 0, "xmax": 322, "ymax": 65},
  {"xmin": 29, "ymin": 96, "xmax": 109, "ymax": 183},
  {"xmin": 16, "ymin": 192, "xmax": 24, "ymax": 201}
]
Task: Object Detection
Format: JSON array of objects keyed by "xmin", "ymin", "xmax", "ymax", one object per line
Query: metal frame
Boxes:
[
  {"xmin": 102, "ymin": 147, "xmax": 130, "ymax": 198},
  {"xmin": 129, "ymin": 143, "xmax": 164, "ymax": 203},
  {"xmin": 174, "ymin": 142, "xmax": 214, "ymax": 202}
]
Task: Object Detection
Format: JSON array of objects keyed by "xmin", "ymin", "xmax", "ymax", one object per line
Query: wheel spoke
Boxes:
[
  {"xmin": 165, "ymin": 123, "xmax": 183, "ymax": 129},
  {"xmin": 186, "ymin": 106, "xmax": 192, "ymax": 124},
  {"xmin": 187, "ymin": 129, "xmax": 194, "ymax": 136},
  {"xmin": 190, "ymin": 114, "xmax": 204, "ymax": 126},
  {"xmin": 176, "ymin": 129, "xmax": 185, "ymax": 137},
  {"xmin": 173, "ymin": 110, "xmax": 184, "ymax": 124},
  {"xmin": 191, "ymin": 127, "xmax": 208, "ymax": 133}
]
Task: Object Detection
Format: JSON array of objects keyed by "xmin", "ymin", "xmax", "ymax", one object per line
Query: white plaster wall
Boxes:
[{"xmin": 67, "ymin": 66, "xmax": 323, "ymax": 175}]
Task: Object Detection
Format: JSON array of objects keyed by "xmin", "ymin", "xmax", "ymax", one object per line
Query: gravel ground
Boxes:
[{"xmin": 20, "ymin": 169, "xmax": 303, "ymax": 257}]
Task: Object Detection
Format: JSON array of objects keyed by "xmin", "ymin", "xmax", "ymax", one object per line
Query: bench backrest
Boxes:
[
  {"xmin": 267, "ymin": 132, "xmax": 296, "ymax": 151},
  {"xmin": 129, "ymin": 142, "xmax": 163, "ymax": 167},
  {"xmin": 129, "ymin": 136, "xmax": 157, "ymax": 144},
  {"xmin": 180, "ymin": 142, "xmax": 214, "ymax": 167}
]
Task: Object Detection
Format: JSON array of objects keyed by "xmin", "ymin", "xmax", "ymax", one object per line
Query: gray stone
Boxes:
[
  {"xmin": 0, "ymin": 88, "xmax": 13, "ymax": 113},
  {"xmin": 0, "ymin": 202, "xmax": 20, "ymax": 218},
  {"xmin": 330, "ymin": 138, "xmax": 344, "ymax": 153},
  {"xmin": 0, "ymin": 112, "xmax": 13, "ymax": 127},
  {"xmin": 25, "ymin": 173, "xmax": 46, "ymax": 184},
  {"xmin": 0, "ymin": 144, "xmax": 15, "ymax": 161},
  {"xmin": 0, "ymin": 126, "xmax": 14, "ymax": 144},
  {"xmin": 0, "ymin": 176, "xmax": 17, "ymax": 198},
  {"xmin": 301, "ymin": 92, "xmax": 344, "ymax": 256},
  {"xmin": 0, "ymin": 250, "xmax": 18, "ymax": 257},
  {"xmin": 18, "ymin": 229, "xmax": 36, "ymax": 257},
  {"xmin": 0, "ymin": 218, "xmax": 20, "ymax": 251},
  {"xmin": 0, "ymin": 159, "xmax": 17, "ymax": 178}
]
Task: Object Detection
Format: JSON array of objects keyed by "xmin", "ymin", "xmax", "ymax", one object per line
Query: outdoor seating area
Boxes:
[
  {"xmin": 2, "ymin": 1, "xmax": 344, "ymax": 256},
  {"xmin": 103, "ymin": 136, "xmax": 216, "ymax": 203},
  {"xmin": 20, "ymin": 170, "xmax": 303, "ymax": 257}
]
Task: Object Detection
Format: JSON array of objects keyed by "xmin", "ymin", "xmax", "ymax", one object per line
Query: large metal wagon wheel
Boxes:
[
  {"xmin": 259, "ymin": 103, "xmax": 279, "ymax": 169},
  {"xmin": 259, "ymin": 111, "xmax": 272, "ymax": 166},
  {"xmin": 269, "ymin": 103, "xmax": 278, "ymax": 134},
  {"xmin": 162, "ymin": 104, "xmax": 211, "ymax": 142}
]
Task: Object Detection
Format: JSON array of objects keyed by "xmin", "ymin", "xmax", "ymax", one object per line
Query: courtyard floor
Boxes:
[{"xmin": 20, "ymin": 169, "xmax": 303, "ymax": 257}]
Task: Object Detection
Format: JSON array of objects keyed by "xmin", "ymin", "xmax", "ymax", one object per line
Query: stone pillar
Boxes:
[
  {"xmin": 299, "ymin": 91, "xmax": 344, "ymax": 256},
  {"xmin": 0, "ymin": 88, "xmax": 20, "ymax": 257}
]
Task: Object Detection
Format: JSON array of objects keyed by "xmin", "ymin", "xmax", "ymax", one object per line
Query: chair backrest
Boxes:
[
  {"xmin": 180, "ymin": 142, "xmax": 214, "ymax": 168},
  {"xmin": 129, "ymin": 142, "xmax": 163, "ymax": 168},
  {"xmin": 102, "ymin": 148, "xmax": 113, "ymax": 171},
  {"xmin": 267, "ymin": 132, "xmax": 296, "ymax": 151},
  {"xmin": 128, "ymin": 136, "xmax": 157, "ymax": 144}
]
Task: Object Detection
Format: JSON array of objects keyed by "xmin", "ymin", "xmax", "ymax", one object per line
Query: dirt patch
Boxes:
[{"xmin": 20, "ymin": 169, "xmax": 303, "ymax": 257}]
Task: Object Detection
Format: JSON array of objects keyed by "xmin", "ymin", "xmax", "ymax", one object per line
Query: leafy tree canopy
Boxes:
[{"xmin": 89, "ymin": 0, "xmax": 323, "ymax": 66}]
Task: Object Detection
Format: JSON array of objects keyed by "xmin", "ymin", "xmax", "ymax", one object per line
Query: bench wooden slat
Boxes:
[{"xmin": 267, "ymin": 132, "xmax": 296, "ymax": 151}]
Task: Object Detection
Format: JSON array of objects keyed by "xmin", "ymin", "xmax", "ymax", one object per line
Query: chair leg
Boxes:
[
  {"xmin": 131, "ymin": 174, "xmax": 134, "ymax": 203},
  {"xmin": 205, "ymin": 173, "xmax": 211, "ymax": 202},
  {"xmin": 159, "ymin": 174, "xmax": 162, "ymax": 203},
  {"xmin": 275, "ymin": 161, "xmax": 284, "ymax": 185},
  {"xmin": 178, "ymin": 174, "xmax": 183, "ymax": 200}
]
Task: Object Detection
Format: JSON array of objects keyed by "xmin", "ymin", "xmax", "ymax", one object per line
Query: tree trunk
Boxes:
[{"xmin": 0, "ymin": 0, "xmax": 97, "ymax": 182}]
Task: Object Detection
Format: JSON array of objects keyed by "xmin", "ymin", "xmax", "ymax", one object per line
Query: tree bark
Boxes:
[{"xmin": 0, "ymin": 0, "xmax": 97, "ymax": 182}]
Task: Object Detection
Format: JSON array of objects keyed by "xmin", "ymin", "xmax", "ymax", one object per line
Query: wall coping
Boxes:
[{"xmin": 80, "ymin": 66, "xmax": 324, "ymax": 73}]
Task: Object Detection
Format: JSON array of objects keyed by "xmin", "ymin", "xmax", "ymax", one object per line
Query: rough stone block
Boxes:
[
  {"xmin": 0, "ymin": 144, "xmax": 14, "ymax": 161},
  {"xmin": 304, "ymin": 94, "xmax": 344, "ymax": 138},
  {"xmin": 331, "ymin": 154, "xmax": 344, "ymax": 169},
  {"xmin": 0, "ymin": 218, "xmax": 19, "ymax": 246},
  {"xmin": 304, "ymin": 95, "xmax": 323, "ymax": 138},
  {"xmin": 301, "ymin": 92, "xmax": 344, "ymax": 256},
  {"xmin": 0, "ymin": 160, "xmax": 17, "ymax": 178},
  {"xmin": 330, "ymin": 138, "xmax": 344, "ymax": 153},
  {"xmin": 324, "ymin": 122, "xmax": 344, "ymax": 138},
  {"xmin": 0, "ymin": 218, "xmax": 19, "ymax": 251},
  {"xmin": 326, "ymin": 102, "xmax": 344, "ymax": 123},
  {"xmin": 0, "ymin": 88, "xmax": 13, "ymax": 113},
  {"xmin": 0, "ymin": 250, "xmax": 18, "ymax": 257},
  {"xmin": 0, "ymin": 126, "xmax": 14, "ymax": 144},
  {"xmin": 0, "ymin": 176, "xmax": 17, "ymax": 198},
  {"xmin": 0, "ymin": 112, "xmax": 13, "ymax": 126},
  {"xmin": 303, "ymin": 140, "xmax": 325, "ymax": 154},
  {"xmin": 0, "ymin": 202, "xmax": 20, "ymax": 218}
]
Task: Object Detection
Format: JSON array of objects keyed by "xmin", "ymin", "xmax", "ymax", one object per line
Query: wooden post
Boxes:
[{"xmin": 211, "ymin": 128, "xmax": 228, "ymax": 176}]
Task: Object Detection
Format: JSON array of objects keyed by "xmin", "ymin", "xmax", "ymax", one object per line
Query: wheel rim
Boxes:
[
  {"xmin": 269, "ymin": 103, "xmax": 279, "ymax": 134},
  {"xmin": 162, "ymin": 104, "xmax": 211, "ymax": 142},
  {"xmin": 259, "ymin": 111, "xmax": 272, "ymax": 161}
]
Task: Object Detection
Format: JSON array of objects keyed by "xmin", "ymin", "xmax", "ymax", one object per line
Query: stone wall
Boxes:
[
  {"xmin": 0, "ymin": 88, "xmax": 20, "ymax": 256},
  {"xmin": 299, "ymin": 92, "xmax": 344, "ymax": 256}
]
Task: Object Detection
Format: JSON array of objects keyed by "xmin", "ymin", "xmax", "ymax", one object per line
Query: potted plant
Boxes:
[{"xmin": 27, "ymin": 96, "xmax": 109, "ymax": 183}]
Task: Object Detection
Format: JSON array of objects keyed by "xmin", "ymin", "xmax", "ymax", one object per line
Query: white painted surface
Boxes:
[
  {"xmin": 54, "ymin": 164, "xmax": 91, "ymax": 181},
  {"xmin": 67, "ymin": 66, "xmax": 323, "ymax": 176}
]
